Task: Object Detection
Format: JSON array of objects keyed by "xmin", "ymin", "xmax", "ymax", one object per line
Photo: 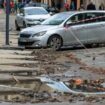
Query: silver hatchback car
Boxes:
[
  {"xmin": 15, "ymin": 7, "xmax": 50, "ymax": 30},
  {"xmin": 18, "ymin": 11, "xmax": 105, "ymax": 50}
]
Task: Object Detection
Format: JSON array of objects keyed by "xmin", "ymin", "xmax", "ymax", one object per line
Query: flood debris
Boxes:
[
  {"xmin": 0, "ymin": 48, "xmax": 105, "ymax": 103},
  {"xmin": 0, "ymin": 76, "xmax": 105, "ymax": 103},
  {"xmin": 0, "ymin": 75, "xmax": 41, "ymax": 84},
  {"xmin": 0, "ymin": 85, "xmax": 33, "ymax": 95},
  {"xmin": 27, "ymin": 77, "xmax": 105, "ymax": 103},
  {"xmin": 67, "ymin": 78, "xmax": 105, "ymax": 93},
  {"xmin": 66, "ymin": 53, "xmax": 105, "ymax": 75},
  {"xmin": 0, "ymin": 69, "xmax": 39, "ymax": 76},
  {"xmin": 80, "ymin": 66, "xmax": 105, "ymax": 75},
  {"xmin": 38, "ymin": 77, "xmax": 105, "ymax": 95}
]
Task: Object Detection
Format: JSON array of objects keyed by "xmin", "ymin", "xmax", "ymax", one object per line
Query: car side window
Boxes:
[
  {"xmin": 84, "ymin": 13, "xmax": 105, "ymax": 24},
  {"xmin": 84, "ymin": 13, "xmax": 97, "ymax": 24},
  {"xmin": 66, "ymin": 13, "xmax": 85, "ymax": 26},
  {"xmin": 95, "ymin": 13, "xmax": 105, "ymax": 22}
]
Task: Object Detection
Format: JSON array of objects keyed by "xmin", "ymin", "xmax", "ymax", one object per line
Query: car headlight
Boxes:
[{"xmin": 32, "ymin": 31, "xmax": 47, "ymax": 37}]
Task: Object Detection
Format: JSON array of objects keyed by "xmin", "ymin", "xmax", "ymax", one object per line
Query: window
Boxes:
[
  {"xmin": 95, "ymin": 13, "xmax": 105, "ymax": 22},
  {"xmin": 65, "ymin": 12, "xmax": 105, "ymax": 26},
  {"xmin": 84, "ymin": 13, "xmax": 97, "ymax": 23},
  {"xmin": 71, "ymin": 14, "xmax": 84, "ymax": 22},
  {"xmin": 84, "ymin": 12, "xmax": 105, "ymax": 24},
  {"xmin": 66, "ymin": 13, "xmax": 85, "ymax": 26}
]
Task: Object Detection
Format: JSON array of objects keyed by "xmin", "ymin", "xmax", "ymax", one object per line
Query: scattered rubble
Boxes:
[
  {"xmin": 0, "ymin": 49, "xmax": 105, "ymax": 104},
  {"xmin": 66, "ymin": 53, "xmax": 105, "ymax": 75}
]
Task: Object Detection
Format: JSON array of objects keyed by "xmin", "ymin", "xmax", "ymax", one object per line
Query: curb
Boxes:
[{"xmin": 0, "ymin": 45, "xmax": 25, "ymax": 50}]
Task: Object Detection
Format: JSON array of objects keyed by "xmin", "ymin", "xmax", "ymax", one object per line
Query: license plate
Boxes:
[{"xmin": 20, "ymin": 38, "xmax": 28, "ymax": 42}]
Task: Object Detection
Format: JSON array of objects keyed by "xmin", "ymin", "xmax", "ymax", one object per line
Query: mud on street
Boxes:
[
  {"xmin": 0, "ymin": 48, "xmax": 105, "ymax": 104},
  {"xmin": 0, "ymin": 10, "xmax": 105, "ymax": 105}
]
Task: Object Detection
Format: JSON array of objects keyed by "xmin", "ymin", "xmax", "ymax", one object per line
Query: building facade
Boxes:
[
  {"xmin": 17, "ymin": 0, "xmax": 82, "ymax": 10},
  {"xmin": 84, "ymin": 0, "xmax": 105, "ymax": 9},
  {"xmin": 13, "ymin": 0, "xmax": 105, "ymax": 10},
  {"xmin": 44, "ymin": 0, "xmax": 83, "ymax": 10},
  {"xmin": 49, "ymin": 0, "xmax": 105, "ymax": 10}
]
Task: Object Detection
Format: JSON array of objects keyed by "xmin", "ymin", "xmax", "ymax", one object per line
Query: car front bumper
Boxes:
[
  {"xmin": 18, "ymin": 37, "xmax": 47, "ymax": 48},
  {"xmin": 26, "ymin": 21, "xmax": 41, "ymax": 27}
]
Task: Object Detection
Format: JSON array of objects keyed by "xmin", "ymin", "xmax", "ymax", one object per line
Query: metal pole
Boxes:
[{"xmin": 5, "ymin": 0, "xmax": 10, "ymax": 45}]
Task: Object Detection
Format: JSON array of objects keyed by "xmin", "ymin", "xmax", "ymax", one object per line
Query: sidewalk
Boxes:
[
  {"xmin": 0, "ymin": 31, "xmax": 20, "ymax": 49},
  {"xmin": 0, "ymin": 31, "xmax": 36, "ymax": 72},
  {"xmin": 0, "ymin": 8, "xmax": 18, "ymax": 49}
]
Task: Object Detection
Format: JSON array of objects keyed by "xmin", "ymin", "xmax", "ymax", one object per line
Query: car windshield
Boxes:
[
  {"xmin": 41, "ymin": 13, "xmax": 72, "ymax": 25},
  {"xmin": 25, "ymin": 8, "xmax": 48, "ymax": 15}
]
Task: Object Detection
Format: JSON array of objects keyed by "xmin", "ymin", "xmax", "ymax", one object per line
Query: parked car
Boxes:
[
  {"xmin": 25, "ymin": 2, "xmax": 59, "ymax": 13},
  {"xmin": 18, "ymin": 11, "xmax": 105, "ymax": 50},
  {"xmin": 15, "ymin": 7, "xmax": 51, "ymax": 30}
]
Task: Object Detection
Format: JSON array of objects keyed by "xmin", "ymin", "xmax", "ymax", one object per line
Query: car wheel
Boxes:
[
  {"xmin": 48, "ymin": 35, "xmax": 62, "ymax": 51},
  {"xmin": 15, "ymin": 20, "xmax": 20, "ymax": 31}
]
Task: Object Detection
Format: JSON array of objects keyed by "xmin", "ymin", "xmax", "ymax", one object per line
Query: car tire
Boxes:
[
  {"xmin": 48, "ymin": 35, "xmax": 62, "ymax": 51},
  {"xmin": 15, "ymin": 20, "xmax": 20, "ymax": 31}
]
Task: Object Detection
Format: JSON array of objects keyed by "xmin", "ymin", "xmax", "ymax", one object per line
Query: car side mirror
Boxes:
[
  {"xmin": 65, "ymin": 21, "xmax": 72, "ymax": 27},
  {"xmin": 66, "ymin": 21, "xmax": 72, "ymax": 25}
]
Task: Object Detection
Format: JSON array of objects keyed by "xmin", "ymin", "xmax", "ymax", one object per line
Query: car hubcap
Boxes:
[{"xmin": 50, "ymin": 37, "xmax": 61, "ymax": 50}]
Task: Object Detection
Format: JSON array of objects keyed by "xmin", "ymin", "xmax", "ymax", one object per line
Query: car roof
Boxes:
[
  {"xmin": 24, "ymin": 7, "xmax": 45, "ymax": 10},
  {"xmin": 32, "ymin": 2, "xmax": 48, "ymax": 6},
  {"xmin": 59, "ymin": 10, "xmax": 105, "ymax": 15}
]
